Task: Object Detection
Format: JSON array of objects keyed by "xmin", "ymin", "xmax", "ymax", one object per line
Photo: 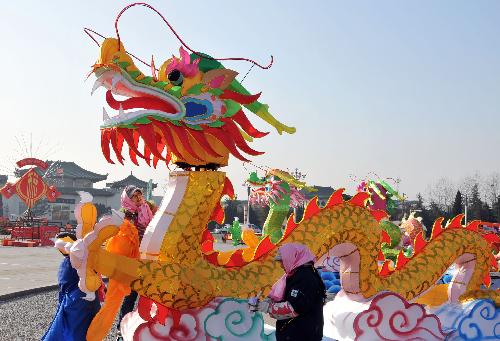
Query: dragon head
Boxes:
[
  {"xmin": 91, "ymin": 38, "xmax": 295, "ymax": 168},
  {"xmin": 246, "ymin": 169, "xmax": 315, "ymax": 208}
]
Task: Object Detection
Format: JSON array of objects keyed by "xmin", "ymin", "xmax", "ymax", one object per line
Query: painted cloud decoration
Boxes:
[
  {"xmin": 435, "ymin": 299, "xmax": 500, "ymax": 340},
  {"xmin": 204, "ymin": 298, "xmax": 275, "ymax": 340},
  {"xmin": 121, "ymin": 298, "xmax": 275, "ymax": 341},
  {"xmin": 354, "ymin": 292, "xmax": 447, "ymax": 341}
]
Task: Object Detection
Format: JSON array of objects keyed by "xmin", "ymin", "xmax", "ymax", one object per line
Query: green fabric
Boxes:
[
  {"xmin": 247, "ymin": 172, "xmax": 265, "ymax": 185},
  {"xmin": 379, "ymin": 220, "xmax": 402, "ymax": 248},
  {"xmin": 263, "ymin": 208, "xmax": 287, "ymax": 244},
  {"xmin": 190, "ymin": 52, "xmax": 223, "ymax": 72},
  {"xmin": 228, "ymin": 220, "xmax": 242, "ymax": 246},
  {"xmin": 223, "ymin": 100, "xmax": 241, "ymax": 117}
]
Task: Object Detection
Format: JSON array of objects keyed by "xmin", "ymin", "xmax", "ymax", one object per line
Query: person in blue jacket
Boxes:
[{"xmin": 42, "ymin": 232, "xmax": 100, "ymax": 341}]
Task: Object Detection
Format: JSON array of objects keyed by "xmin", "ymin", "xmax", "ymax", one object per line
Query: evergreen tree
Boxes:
[
  {"xmin": 480, "ymin": 202, "xmax": 494, "ymax": 221},
  {"xmin": 415, "ymin": 193, "xmax": 432, "ymax": 236},
  {"xmin": 452, "ymin": 191, "xmax": 463, "ymax": 217},
  {"xmin": 468, "ymin": 184, "xmax": 483, "ymax": 221},
  {"xmin": 492, "ymin": 196, "xmax": 500, "ymax": 222}
]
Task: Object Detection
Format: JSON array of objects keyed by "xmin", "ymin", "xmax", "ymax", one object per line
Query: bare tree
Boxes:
[
  {"xmin": 459, "ymin": 172, "xmax": 482, "ymax": 202},
  {"xmin": 426, "ymin": 177, "xmax": 455, "ymax": 213},
  {"xmin": 481, "ymin": 172, "xmax": 500, "ymax": 206}
]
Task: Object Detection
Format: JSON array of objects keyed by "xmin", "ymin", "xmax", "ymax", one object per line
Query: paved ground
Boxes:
[
  {"xmin": 0, "ymin": 246, "xmax": 61, "ymax": 295},
  {"xmin": 0, "ymin": 239, "xmax": 242, "ymax": 296},
  {"xmin": 0, "ymin": 289, "xmax": 118, "ymax": 341}
]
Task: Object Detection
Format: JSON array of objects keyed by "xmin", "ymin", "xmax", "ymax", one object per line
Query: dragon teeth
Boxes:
[
  {"xmin": 102, "ymin": 107, "xmax": 110, "ymax": 121},
  {"xmin": 91, "ymin": 78, "xmax": 103, "ymax": 95},
  {"xmin": 119, "ymin": 104, "xmax": 125, "ymax": 117}
]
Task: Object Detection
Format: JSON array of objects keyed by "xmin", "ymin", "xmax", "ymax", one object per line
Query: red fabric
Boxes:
[
  {"xmin": 269, "ymin": 301, "xmax": 298, "ymax": 320},
  {"xmin": 220, "ymin": 90, "xmax": 261, "ymax": 104}
]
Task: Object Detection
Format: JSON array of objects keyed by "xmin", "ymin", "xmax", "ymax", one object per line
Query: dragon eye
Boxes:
[{"xmin": 167, "ymin": 69, "xmax": 184, "ymax": 86}]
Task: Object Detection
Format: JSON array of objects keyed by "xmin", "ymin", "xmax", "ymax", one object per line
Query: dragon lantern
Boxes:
[{"xmin": 71, "ymin": 3, "xmax": 499, "ymax": 340}]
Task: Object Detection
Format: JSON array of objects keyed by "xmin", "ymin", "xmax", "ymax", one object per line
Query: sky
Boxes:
[{"xmin": 1, "ymin": 1, "xmax": 499, "ymax": 200}]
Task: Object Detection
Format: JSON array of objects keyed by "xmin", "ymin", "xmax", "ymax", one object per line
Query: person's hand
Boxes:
[{"xmin": 248, "ymin": 297, "xmax": 270, "ymax": 313}]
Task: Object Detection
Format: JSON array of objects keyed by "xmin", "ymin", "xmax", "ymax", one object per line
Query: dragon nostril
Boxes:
[{"xmin": 168, "ymin": 69, "xmax": 183, "ymax": 86}]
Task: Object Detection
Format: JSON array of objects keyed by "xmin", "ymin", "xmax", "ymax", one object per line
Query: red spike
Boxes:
[
  {"xmin": 431, "ymin": 217, "xmax": 445, "ymax": 239},
  {"xmin": 187, "ymin": 128, "xmax": 222, "ymax": 157},
  {"xmin": 206, "ymin": 127, "xmax": 250, "ymax": 162},
  {"xmin": 380, "ymin": 230, "xmax": 391, "ymax": 245},
  {"xmin": 482, "ymin": 233, "xmax": 500, "ymax": 245},
  {"xmin": 223, "ymin": 177, "xmax": 235, "ymax": 199},
  {"xmin": 221, "ymin": 119, "xmax": 264, "ymax": 156},
  {"xmin": 220, "ymin": 90, "xmax": 261, "ymax": 105},
  {"xmin": 164, "ymin": 148, "xmax": 172, "ymax": 166},
  {"xmin": 413, "ymin": 232, "xmax": 427, "ymax": 254},
  {"xmin": 282, "ymin": 214, "xmax": 298, "ymax": 239},
  {"xmin": 349, "ymin": 192, "xmax": 370, "ymax": 207},
  {"xmin": 483, "ymin": 272, "xmax": 491, "ymax": 288},
  {"xmin": 168, "ymin": 123, "xmax": 204, "ymax": 161},
  {"xmin": 225, "ymin": 249, "xmax": 245, "ymax": 267},
  {"xmin": 370, "ymin": 209, "xmax": 388, "ymax": 222},
  {"xmin": 232, "ymin": 110, "xmax": 268, "ymax": 138},
  {"xmin": 109, "ymin": 128, "xmax": 125, "ymax": 164},
  {"xmin": 490, "ymin": 254, "xmax": 499, "ymax": 271},
  {"xmin": 447, "ymin": 214, "xmax": 464, "ymax": 229},
  {"xmin": 325, "ymin": 189, "xmax": 345, "ymax": 208},
  {"xmin": 201, "ymin": 229, "xmax": 214, "ymax": 254},
  {"xmin": 395, "ymin": 250, "xmax": 409, "ymax": 270},
  {"xmin": 253, "ymin": 236, "xmax": 275, "ymax": 260},
  {"xmin": 201, "ymin": 237, "xmax": 214, "ymax": 253},
  {"xmin": 379, "ymin": 260, "xmax": 393, "ymax": 277},
  {"xmin": 378, "ymin": 251, "xmax": 385, "ymax": 261},
  {"xmin": 302, "ymin": 197, "xmax": 321, "ymax": 221},
  {"xmin": 119, "ymin": 128, "xmax": 145, "ymax": 160},
  {"xmin": 143, "ymin": 141, "xmax": 151, "ymax": 166},
  {"xmin": 465, "ymin": 220, "xmax": 481, "ymax": 232},
  {"xmin": 210, "ymin": 201, "xmax": 225, "ymax": 225},
  {"xmin": 204, "ymin": 251, "xmax": 220, "ymax": 266},
  {"xmin": 152, "ymin": 121, "xmax": 188, "ymax": 162},
  {"xmin": 136, "ymin": 124, "xmax": 167, "ymax": 161},
  {"xmin": 100, "ymin": 129, "xmax": 115, "ymax": 164},
  {"xmin": 128, "ymin": 148, "xmax": 139, "ymax": 166},
  {"xmin": 153, "ymin": 142, "xmax": 164, "ymax": 168}
]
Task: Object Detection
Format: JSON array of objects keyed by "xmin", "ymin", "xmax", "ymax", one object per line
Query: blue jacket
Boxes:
[{"xmin": 42, "ymin": 257, "xmax": 100, "ymax": 341}]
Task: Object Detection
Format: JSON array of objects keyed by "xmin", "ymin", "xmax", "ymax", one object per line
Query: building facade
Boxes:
[{"xmin": 2, "ymin": 161, "xmax": 158, "ymax": 224}]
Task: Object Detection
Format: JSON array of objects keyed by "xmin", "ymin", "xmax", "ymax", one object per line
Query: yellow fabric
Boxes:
[
  {"xmin": 87, "ymin": 219, "xmax": 139, "ymax": 340},
  {"xmin": 414, "ymin": 284, "xmax": 449, "ymax": 307},
  {"xmin": 80, "ymin": 202, "xmax": 97, "ymax": 238}
]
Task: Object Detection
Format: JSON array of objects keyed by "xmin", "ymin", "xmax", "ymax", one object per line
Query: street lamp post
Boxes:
[
  {"xmin": 288, "ymin": 168, "xmax": 307, "ymax": 218},
  {"xmin": 464, "ymin": 195, "xmax": 468, "ymax": 225},
  {"xmin": 246, "ymin": 185, "xmax": 251, "ymax": 226}
]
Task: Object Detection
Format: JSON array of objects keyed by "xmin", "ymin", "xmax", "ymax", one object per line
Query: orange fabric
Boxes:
[
  {"xmin": 86, "ymin": 220, "xmax": 140, "ymax": 340},
  {"xmin": 105, "ymin": 219, "xmax": 140, "ymax": 258}
]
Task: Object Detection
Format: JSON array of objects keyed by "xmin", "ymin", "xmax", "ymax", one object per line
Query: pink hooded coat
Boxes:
[
  {"xmin": 120, "ymin": 189, "xmax": 153, "ymax": 228},
  {"xmin": 268, "ymin": 243, "xmax": 316, "ymax": 301}
]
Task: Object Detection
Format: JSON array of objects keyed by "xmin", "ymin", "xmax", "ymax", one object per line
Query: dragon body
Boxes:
[{"xmin": 74, "ymin": 24, "xmax": 499, "ymax": 323}]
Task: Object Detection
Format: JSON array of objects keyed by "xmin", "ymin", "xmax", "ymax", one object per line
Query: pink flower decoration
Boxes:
[{"xmin": 166, "ymin": 46, "xmax": 200, "ymax": 78}]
